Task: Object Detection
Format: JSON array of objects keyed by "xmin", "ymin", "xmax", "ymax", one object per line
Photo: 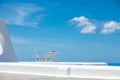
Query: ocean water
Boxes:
[{"xmin": 108, "ymin": 63, "xmax": 120, "ymax": 66}]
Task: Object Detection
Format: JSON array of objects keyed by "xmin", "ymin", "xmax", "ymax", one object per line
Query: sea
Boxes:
[{"xmin": 108, "ymin": 63, "xmax": 120, "ymax": 66}]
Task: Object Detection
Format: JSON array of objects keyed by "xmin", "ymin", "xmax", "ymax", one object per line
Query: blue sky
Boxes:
[{"xmin": 0, "ymin": 0, "xmax": 120, "ymax": 62}]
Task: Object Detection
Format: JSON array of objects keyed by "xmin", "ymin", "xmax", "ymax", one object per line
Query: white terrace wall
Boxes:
[
  {"xmin": 0, "ymin": 19, "xmax": 17, "ymax": 62},
  {"xmin": 0, "ymin": 63, "xmax": 120, "ymax": 79}
]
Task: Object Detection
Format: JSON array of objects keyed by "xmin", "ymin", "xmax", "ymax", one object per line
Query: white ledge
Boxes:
[{"xmin": 0, "ymin": 62, "xmax": 120, "ymax": 79}]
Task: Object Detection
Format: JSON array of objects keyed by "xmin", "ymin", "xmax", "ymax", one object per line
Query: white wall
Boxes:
[
  {"xmin": 0, "ymin": 20, "xmax": 17, "ymax": 62},
  {"xmin": 0, "ymin": 63, "xmax": 120, "ymax": 79},
  {"xmin": 70, "ymin": 66, "xmax": 120, "ymax": 79}
]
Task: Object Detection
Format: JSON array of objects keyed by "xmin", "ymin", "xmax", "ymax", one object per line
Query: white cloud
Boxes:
[
  {"xmin": 11, "ymin": 36, "xmax": 34, "ymax": 44},
  {"xmin": 91, "ymin": 43, "xmax": 101, "ymax": 47},
  {"xmin": 70, "ymin": 16, "xmax": 96, "ymax": 34},
  {"xmin": 0, "ymin": 3, "xmax": 45, "ymax": 28},
  {"xmin": 11, "ymin": 36, "xmax": 64, "ymax": 49},
  {"xmin": 101, "ymin": 21, "xmax": 120, "ymax": 34}
]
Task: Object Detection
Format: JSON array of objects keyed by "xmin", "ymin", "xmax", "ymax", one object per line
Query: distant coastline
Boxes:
[
  {"xmin": 18, "ymin": 61, "xmax": 120, "ymax": 66},
  {"xmin": 9, "ymin": 60, "xmax": 120, "ymax": 66}
]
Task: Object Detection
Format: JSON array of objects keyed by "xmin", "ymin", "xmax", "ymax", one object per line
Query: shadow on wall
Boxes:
[
  {"xmin": 0, "ymin": 40, "xmax": 3, "ymax": 55},
  {"xmin": 0, "ymin": 19, "xmax": 17, "ymax": 62}
]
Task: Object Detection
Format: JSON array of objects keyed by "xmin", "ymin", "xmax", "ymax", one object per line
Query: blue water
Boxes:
[{"xmin": 108, "ymin": 63, "xmax": 120, "ymax": 66}]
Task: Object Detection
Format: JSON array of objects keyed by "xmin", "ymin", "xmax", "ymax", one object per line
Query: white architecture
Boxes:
[
  {"xmin": 0, "ymin": 19, "xmax": 120, "ymax": 80},
  {"xmin": 0, "ymin": 62, "xmax": 120, "ymax": 79},
  {"xmin": 0, "ymin": 19, "xmax": 17, "ymax": 62}
]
